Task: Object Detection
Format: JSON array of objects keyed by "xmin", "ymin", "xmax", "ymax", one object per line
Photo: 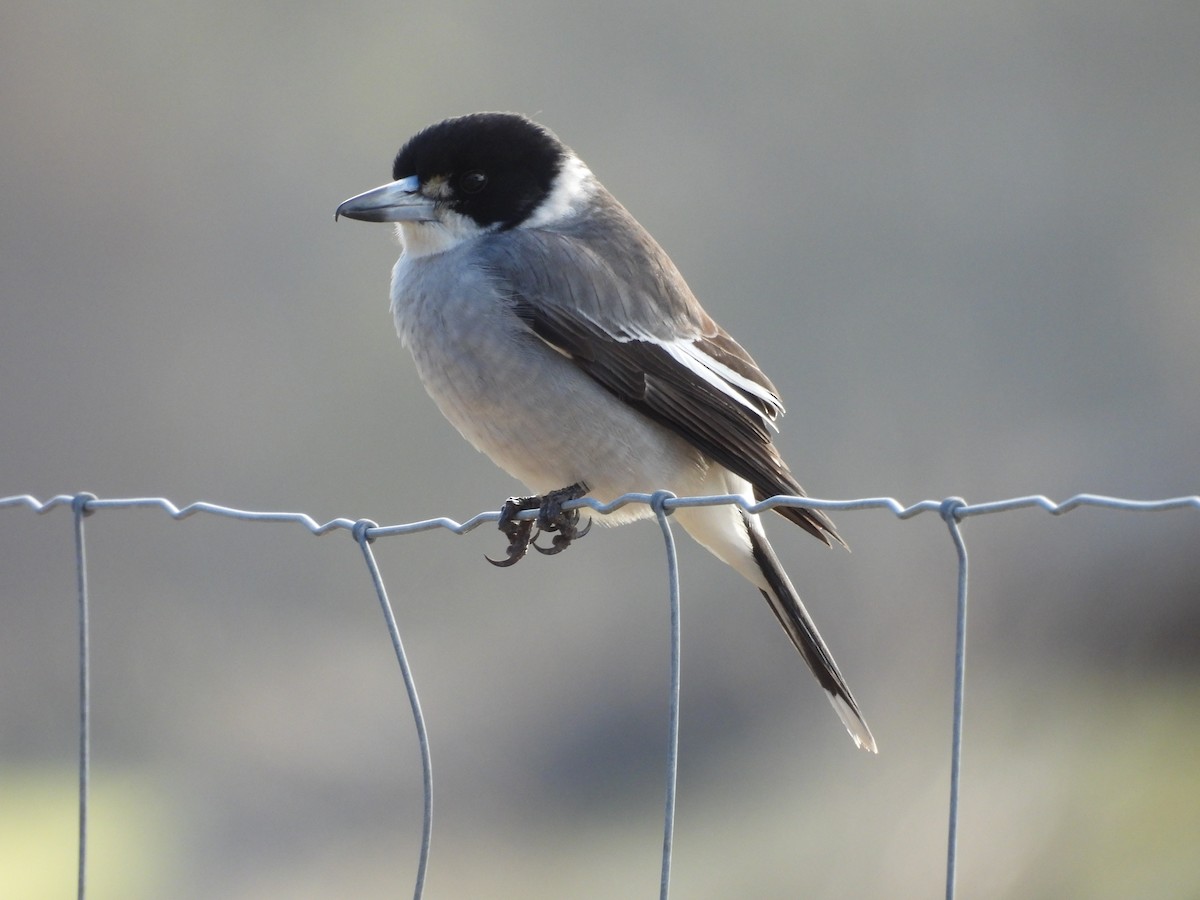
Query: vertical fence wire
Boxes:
[
  {"xmin": 940, "ymin": 499, "xmax": 969, "ymax": 900},
  {"xmin": 651, "ymin": 492, "xmax": 682, "ymax": 900},
  {"xmin": 353, "ymin": 520, "xmax": 433, "ymax": 900},
  {"xmin": 71, "ymin": 493, "xmax": 95, "ymax": 900}
]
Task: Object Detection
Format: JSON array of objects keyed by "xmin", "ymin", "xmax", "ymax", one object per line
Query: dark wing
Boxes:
[{"xmin": 477, "ymin": 193, "xmax": 844, "ymax": 547}]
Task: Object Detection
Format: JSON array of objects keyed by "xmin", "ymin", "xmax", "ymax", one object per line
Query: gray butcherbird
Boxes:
[{"xmin": 337, "ymin": 112, "xmax": 875, "ymax": 752}]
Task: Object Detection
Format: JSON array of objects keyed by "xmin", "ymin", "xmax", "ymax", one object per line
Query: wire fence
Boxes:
[{"xmin": 3, "ymin": 490, "xmax": 1199, "ymax": 900}]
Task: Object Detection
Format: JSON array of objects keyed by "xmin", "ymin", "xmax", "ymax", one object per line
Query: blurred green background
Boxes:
[{"xmin": 2, "ymin": 2, "xmax": 1198, "ymax": 897}]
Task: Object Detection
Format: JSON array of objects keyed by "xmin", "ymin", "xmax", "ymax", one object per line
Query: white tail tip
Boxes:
[{"xmin": 828, "ymin": 692, "xmax": 878, "ymax": 754}]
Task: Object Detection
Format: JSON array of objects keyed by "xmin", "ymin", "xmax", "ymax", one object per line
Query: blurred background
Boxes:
[{"xmin": 2, "ymin": 1, "xmax": 1198, "ymax": 897}]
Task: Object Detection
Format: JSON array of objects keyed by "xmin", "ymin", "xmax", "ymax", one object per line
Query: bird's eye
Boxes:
[{"xmin": 460, "ymin": 170, "xmax": 488, "ymax": 194}]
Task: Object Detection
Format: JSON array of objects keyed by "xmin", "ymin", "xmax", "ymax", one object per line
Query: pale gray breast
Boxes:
[
  {"xmin": 390, "ymin": 248, "xmax": 539, "ymax": 443},
  {"xmin": 387, "ymin": 244, "xmax": 705, "ymax": 503}
]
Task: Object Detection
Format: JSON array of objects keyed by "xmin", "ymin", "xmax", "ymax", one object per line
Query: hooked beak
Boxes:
[{"xmin": 335, "ymin": 175, "xmax": 436, "ymax": 223}]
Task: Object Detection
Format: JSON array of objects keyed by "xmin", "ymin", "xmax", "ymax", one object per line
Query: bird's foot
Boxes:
[
  {"xmin": 485, "ymin": 482, "xmax": 590, "ymax": 567},
  {"xmin": 485, "ymin": 496, "xmax": 540, "ymax": 567},
  {"xmin": 530, "ymin": 482, "xmax": 591, "ymax": 555},
  {"xmin": 531, "ymin": 482, "xmax": 590, "ymax": 556}
]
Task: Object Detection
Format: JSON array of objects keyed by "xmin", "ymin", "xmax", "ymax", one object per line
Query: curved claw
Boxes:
[
  {"xmin": 531, "ymin": 515, "xmax": 592, "ymax": 555},
  {"xmin": 488, "ymin": 507, "xmax": 535, "ymax": 568},
  {"xmin": 486, "ymin": 547, "xmax": 526, "ymax": 567},
  {"xmin": 487, "ymin": 522, "xmax": 533, "ymax": 567},
  {"xmin": 532, "ymin": 533, "xmax": 570, "ymax": 555}
]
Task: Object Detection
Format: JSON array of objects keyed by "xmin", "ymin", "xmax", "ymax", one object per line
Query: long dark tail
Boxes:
[{"xmin": 746, "ymin": 516, "xmax": 876, "ymax": 752}]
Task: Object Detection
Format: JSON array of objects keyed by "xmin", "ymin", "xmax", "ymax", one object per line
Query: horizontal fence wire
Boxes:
[{"xmin": 3, "ymin": 490, "xmax": 1199, "ymax": 900}]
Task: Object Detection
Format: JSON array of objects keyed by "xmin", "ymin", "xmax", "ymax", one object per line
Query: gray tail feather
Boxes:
[{"xmin": 747, "ymin": 518, "xmax": 877, "ymax": 753}]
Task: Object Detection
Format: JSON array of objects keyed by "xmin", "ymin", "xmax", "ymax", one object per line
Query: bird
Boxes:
[{"xmin": 336, "ymin": 112, "xmax": 876, "ymax": 753}]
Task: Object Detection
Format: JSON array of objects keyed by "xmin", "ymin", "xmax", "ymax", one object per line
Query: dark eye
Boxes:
[{"xmin": 460, "ymin": 170, "xmax": 488, "ymax": 194}]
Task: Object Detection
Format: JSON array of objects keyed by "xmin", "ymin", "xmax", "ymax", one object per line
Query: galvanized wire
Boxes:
[
  {"xmin": 650, "ymin": 491, "xmax": 682, "ymax": 900},
  {"xmin": 3, "ymin": 489, "xmax": 1198, "ymax": 898},
  {"xmin": 940, "ymin": 498, "xmax": 969, "ymax": 900},
  {"xmin": 354, "ymin": 520, "xmax": 432, "ymax": 900},
  {"xmin": 71, "ymin": 493, "xmax": 95, "ymax": 900}
]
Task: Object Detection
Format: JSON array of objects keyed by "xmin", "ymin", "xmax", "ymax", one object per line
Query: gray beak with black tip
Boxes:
[{"xmin": 335, "ymin": 175, "xmax": 436, "ymax": 223}]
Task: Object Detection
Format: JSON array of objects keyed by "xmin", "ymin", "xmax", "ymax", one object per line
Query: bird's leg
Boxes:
[
  {"xmin": 485, "ymin": 495, "xmax": 540, "ymax": 567},
  {"xmin": 532, "ymin": 482, "xmax": 591, "ymax": 556}
]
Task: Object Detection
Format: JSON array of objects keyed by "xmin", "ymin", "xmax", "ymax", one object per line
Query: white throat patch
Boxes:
[{"xmin": 394, "ymin": 210, "xmax": 488, "ymax": 260}]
